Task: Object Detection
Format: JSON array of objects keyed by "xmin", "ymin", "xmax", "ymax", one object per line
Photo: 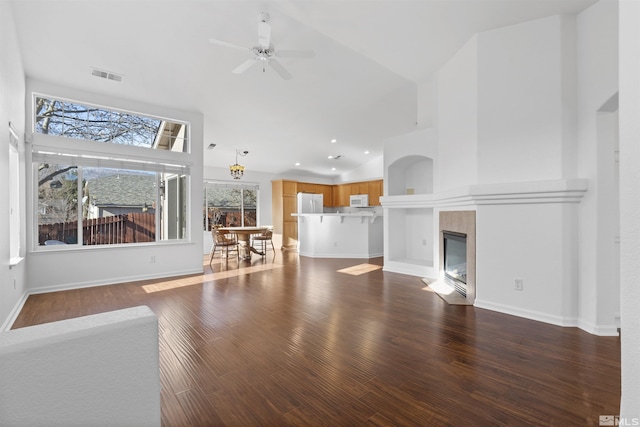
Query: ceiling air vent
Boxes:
[{"xmin": 91, "ymin": 67, "xmax": 124, "ymax": 83}]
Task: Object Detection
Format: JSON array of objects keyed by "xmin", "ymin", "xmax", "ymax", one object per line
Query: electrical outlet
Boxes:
[
  {"xmin": 13, "ymin": 278, "xmax": 16, "ymax": 290},
  {"xmin": 422, "ymin": 239, "xmax": 427, "ymax": 246},
  {"xmin": 150, "ymin": 255, "xmax": 156, "ymax": 264},
  {"xmin": 514, "ymin": 279, "xmax": 524, "ymax": 291},
  {"xmin": 333, "ymin": 241, "xmax": 338, "ymax": 247}
]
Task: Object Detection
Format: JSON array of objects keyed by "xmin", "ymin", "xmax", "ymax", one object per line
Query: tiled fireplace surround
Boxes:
[{"xmin": 439, "ymin": 210, "xmax": 476, "ymax": 303}]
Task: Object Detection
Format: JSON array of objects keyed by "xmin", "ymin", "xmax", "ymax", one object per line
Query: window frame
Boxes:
[
  {"xmin": 9, "ymin": 122, "xmax": 22, "ymax": 265},
  {"xmin": 31, "ymin": 94, "xmax": 193, "ymax": 252},
  {"xmin": 203, "ymin": 181, "xmax": 259, "ymax": 230}
]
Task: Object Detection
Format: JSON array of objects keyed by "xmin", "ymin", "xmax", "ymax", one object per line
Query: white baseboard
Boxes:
[
  {"xmin": 2, "ymin": 268, "xmax": 203, "ymax": 332},
  {"xmin": 298, "ymin": 251, "xmax": 383, "ymax": 259},
  {"xmin": 474, "ymin": 299, "xmax": 578, "ymax": 328},
  {"xmin": 577, "ymin": 319, "xmax": 620, "ymax": 337},
  {"xmin": 474, "ymin": 299, "xmax": 620, "ymax": 336},
  {"xmin": 28, "ymin": 268, "xmax": 203, "ymax": 296},
  {"xmin": 1, "ymin": 291, "xmax": 29, "ymax": 332}
]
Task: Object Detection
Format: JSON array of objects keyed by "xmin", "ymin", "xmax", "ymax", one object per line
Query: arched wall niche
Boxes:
[{"xmin": 387, "ymin": 155, "xmax": 434, "ymax": 196}]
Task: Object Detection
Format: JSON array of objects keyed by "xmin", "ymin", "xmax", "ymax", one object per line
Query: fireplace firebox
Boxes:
[{"xmin": 443, "ymin": 231, "xmax": 467, "ymax": 297}]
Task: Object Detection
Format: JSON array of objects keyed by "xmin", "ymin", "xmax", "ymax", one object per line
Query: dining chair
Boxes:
[
  {"xmin": 209, "ymin": 229, "xmax": 239, "ymax": 265},
  {"xmin": 251, "ymin": 227, "xmax": 274, "ymax": 256}
]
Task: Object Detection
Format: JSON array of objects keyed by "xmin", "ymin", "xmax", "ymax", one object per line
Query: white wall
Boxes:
[
  {"xmin": 435, "ymin": 36, "xmax": 478, "ymax": 191},
  {"xmin": 0, "ymin": 306, "xmax": 160, "ymax": 426},
  {"xmin": 0, "ymin": 0, "xmax": 27, "ymax": 330},
  {"xmin": 338, "ymin": 154, "xmax": 384, "ymax": 183},
  {"xmin": 416, "ymin": 76, "xmax": 435, "ymax": 130},
  {"xmin": 476, "ymin": 203, "xmax": 579, "ymax": 325},
  {"xmin": 477, "ymin": 15, "xmax": 575, "ymax": 184},
  {"xmin": 24, "ymin": 79, "xmax": 204, "ymax": 296},
  {"xmin": 619, "ymin": 0, "xmax": 640, "ymax": 419},
  {"xmin": 576, "ymin": 0, "xmax": 620, "ymax": 334}
]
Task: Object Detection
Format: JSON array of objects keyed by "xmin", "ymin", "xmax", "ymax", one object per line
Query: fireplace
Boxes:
[{"xmin": 443, "ymin": 230, "xmax": 468, "ymax": 297}]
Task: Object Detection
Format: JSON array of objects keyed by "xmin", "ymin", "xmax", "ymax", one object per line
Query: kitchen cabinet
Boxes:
[
  {"xmin": 368, "ymin": 180, "xmax": 383, "ymax": 206},
  {"xmin": 275, "ymin": 179, "xmax": 382, "ymax": 250},
  {"xmin": 272, "ymin": 180, "xmax": 298, "ymax": 250}
]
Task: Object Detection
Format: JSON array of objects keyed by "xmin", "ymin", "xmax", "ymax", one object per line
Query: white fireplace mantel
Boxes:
[{"xmin": 380, "ymin": 178, "xmax": 588, "ymax": 209}]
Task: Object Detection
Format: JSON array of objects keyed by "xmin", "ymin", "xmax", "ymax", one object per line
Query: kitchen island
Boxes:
[{"xmin": 292, "ymin": 212, "xmax": 383, "ymax": 258}]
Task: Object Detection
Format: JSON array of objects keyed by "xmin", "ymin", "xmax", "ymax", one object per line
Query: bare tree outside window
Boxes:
[{"xmin": 34, "ymin": 97, "xmax": 188, "ymax": 151}]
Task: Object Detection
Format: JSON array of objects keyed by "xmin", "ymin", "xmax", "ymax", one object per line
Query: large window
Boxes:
[
  {"xmin": 204, "ymin": 183, "xmax": 258, "ymax": 230},
  {"xmin": 32, "ymin": 95, "xmax": 191, "ymax": 249}
]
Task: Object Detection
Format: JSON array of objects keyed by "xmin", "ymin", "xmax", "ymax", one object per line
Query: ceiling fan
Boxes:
[{"xmin": 209, "ymin": 12, "xmax": 315, "ymax": 80}]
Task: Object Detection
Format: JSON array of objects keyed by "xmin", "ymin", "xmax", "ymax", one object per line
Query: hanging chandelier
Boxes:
[{"xmin": 230, "ymin": 150, "xmax": 248, "ymax": 180}]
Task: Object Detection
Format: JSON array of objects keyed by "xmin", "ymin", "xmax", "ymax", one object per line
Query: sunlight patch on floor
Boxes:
[
  {"xmin": 142, "ymin": 263, "xmax": 285, "ymax": 293},
  {"xmin": 337, "ymin": 263, "xmax": 382, "ymax": 276},
  {"xmin": 421, "ymin": 278, "xmax": 473, "ymax": 305}
]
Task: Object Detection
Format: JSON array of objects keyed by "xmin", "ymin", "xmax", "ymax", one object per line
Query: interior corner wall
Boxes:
[
  {"xmin": 476, "ymin": 15, "xmax": 573, "ymax": 185},
  {"xmin": 24, "ymin": 79, "xmax": 205, "ymax": 295},
  {"xmin": 435, "ymin": 35, "xmax": 478, "ymax": 192},
  {"xmin": 0, "ymin": 1, "xmax": 27, "ymax": 329},
  {"xmin": 576, "ymin": 0, "xmax": 620, "ymax": 335}
]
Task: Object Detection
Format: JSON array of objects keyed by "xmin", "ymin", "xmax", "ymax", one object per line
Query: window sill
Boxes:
[{"xmin": 9, "ymin": 256, "xmax": 24, "ymax": 268}]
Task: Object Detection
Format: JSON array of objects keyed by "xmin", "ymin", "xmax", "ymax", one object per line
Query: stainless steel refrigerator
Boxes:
[{"xmin": 297, "ymin": 193, "xmax": 323, "ymax": 214}]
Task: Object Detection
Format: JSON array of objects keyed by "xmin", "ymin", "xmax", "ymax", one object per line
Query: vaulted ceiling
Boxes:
[{"xmin": 9, "ymin": 0, "xmax": 596, "ymax": 179}]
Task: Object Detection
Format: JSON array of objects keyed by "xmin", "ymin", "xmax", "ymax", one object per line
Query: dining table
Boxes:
[{"xmin": 217, "ymin": 226, "xmax": 270, "ymax": 260}]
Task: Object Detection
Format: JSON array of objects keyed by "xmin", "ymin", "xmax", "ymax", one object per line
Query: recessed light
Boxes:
[
  {"xmin": 295, "ymin": 162, "xmax": 300, "ymax": 166},
  {"xmin": 331, "ymin": 167, "xmax": 336, "ymax": 171},
  {"xmin": 331, "ymin": 139, "xmax": 337, "ymax": 143},
  {"xmin": 328, "ymin": 155, "xmax": 333, "ymax": 159},
  {"xmin": 364, "ymin": 150, "xmax": 370, "ymax": 155}
]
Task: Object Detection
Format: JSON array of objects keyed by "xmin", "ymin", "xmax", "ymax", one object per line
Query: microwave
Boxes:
[{"xmin": 349, "ymin": 194, "xmax": 369, "ymax": 208}]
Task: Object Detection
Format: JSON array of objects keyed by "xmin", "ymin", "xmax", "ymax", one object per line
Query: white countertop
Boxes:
[
  {"xmin": 292, "ymin": 211, "xmax": 382, "ymax": 224},
  {"xmin": 291, "ymin": 211, "xmax": 381, "ymax": 217}
]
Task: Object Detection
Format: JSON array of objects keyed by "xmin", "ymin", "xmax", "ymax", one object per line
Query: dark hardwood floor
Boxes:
[{"xmin": 13, "ymin": 251, "xmax": 621, "ymax": 426}]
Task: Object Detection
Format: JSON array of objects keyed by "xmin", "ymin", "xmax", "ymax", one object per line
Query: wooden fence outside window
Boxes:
[{"xmin": 39, "ymin": 212, "xmax": 155, "ymax": 246}]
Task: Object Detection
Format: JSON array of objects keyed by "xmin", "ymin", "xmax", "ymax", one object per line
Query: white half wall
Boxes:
[{"xmin": 0, "ymin": 306, "xmax": 160, "ymax": 426}]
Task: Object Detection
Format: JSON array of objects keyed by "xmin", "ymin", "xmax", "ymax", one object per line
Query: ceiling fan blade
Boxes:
[
  {"xmin": 269, "ymin": 59, "xmax": 292, "ymax": 80},
  {"xmin": 258, "ymin": 13, "xmax": 271, "ymax": 48},
  {"xmin": 275, "ymin": 50, "xmax": 315, "ymax": 59},
  {"xmin": 232, "ymin": 59, "xmax": 258, "ymax": 74},
  {"xmin": 209, "ymin": 38, "xmax": 251, "ymax": 52}
]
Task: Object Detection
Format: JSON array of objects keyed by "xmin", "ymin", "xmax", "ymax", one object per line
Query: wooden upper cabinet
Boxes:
[
  {"xmin": 368, "ymin": 180, "xmax": 383, "ymax": 206},
  {"xmin": 321, "ymin": 185, "xmax": 333, "ymax": 207},
  {"xmin": 285, "ymin": 179, "xmax": 382, "ymax": 208}
]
